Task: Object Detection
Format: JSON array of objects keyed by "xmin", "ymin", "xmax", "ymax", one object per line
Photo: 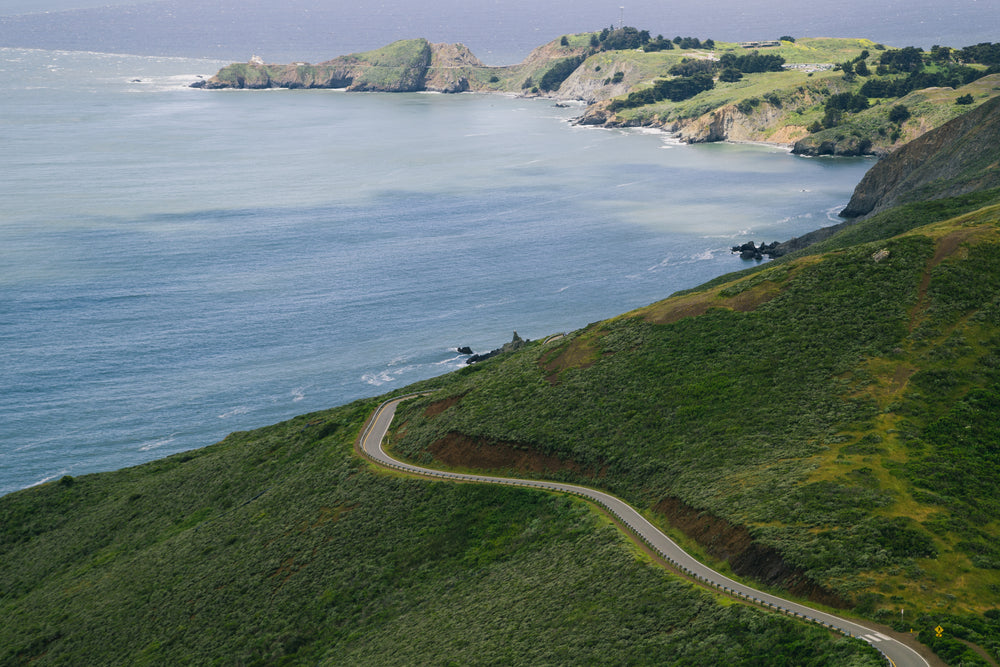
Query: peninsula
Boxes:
[{"xmin": 197, "ymin": 32, "xmax": 1000, "ymax": 156}]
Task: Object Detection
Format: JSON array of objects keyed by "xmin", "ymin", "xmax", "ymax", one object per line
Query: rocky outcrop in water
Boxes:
[
  {"xmin": 466, "ymin": 332, "xmax": 527, "ymax": 364},
  {"xmin": 731, "ymin": 241, "xmax": 781, "ymax": 260}
]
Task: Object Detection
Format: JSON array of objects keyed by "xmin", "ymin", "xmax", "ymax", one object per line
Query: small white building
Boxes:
[{"xmin": 739, "ymin": 40, "xmax": 782, "ymax": 49}]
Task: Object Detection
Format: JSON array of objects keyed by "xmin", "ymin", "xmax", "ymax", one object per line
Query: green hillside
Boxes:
[
  {"xmin": 392, "ymin": 213, "xmax": 1000, "ymax": 664},
  {"xmin": 0, "ymin": 401, "xmax": 883, "ymax": 665},
  {"xmin": 200, "ymin": 33, "xmax": 1000, "ymax": 158},
  {"xmin": 393, "ymin": 204, "xmax": 1000, "ymax": 612},
  {"xmin": 379, "ymin": 108, "xmax": 1000, "ymax": 664},
  {"xmin": 6, "ymin": 39, "xmax": 1000, "ymax": 667}
]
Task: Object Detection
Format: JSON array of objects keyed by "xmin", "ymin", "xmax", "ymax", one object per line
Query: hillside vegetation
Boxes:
[
  {"xmin": 7, "ymin": 30, "xmax": 1000, "ymax": 667},
  {"xmin": 381, "ymin": 107, "xmax": 1000, "ymax": 665},
  {"xmin": 199, "ymin": 32, "xmax": 1000, "ymax": 159},
  {"xmin": 0, "ymin": 400, "xmax": 884, "ymax": 665},
  {"xmin": 393, "ymin": 206, "xmax": 1000, "ymax": 608},
  {"xmin": 578, "ymin": 37, "xmax": 1000, "ymax": 154}
]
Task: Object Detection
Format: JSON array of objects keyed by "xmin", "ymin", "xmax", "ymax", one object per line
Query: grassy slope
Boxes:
[
  {"xmin": 607, "ymin": 38, "xmax": 873, "ymax": 126},
  {"xmin": 797, "ymin": 73, "xmax": 1000, "ymax": 155},
  {"xmin": 390, "ymin": 199, "xmax": 1000, "ymax": 663},
  {"xmin": 0, "ymin": 401, "xmax": 883, "ymax": 665},
  {"xmin": 599, "ymin": 40, "xmax": 1000, "ymax": 153},
  {"xmin": 8, "ymin": 35, "xmax": 1000, "ymax": 666}
]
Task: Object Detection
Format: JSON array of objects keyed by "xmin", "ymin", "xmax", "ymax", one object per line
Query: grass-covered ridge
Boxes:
[
  {"xmin": 0, "ymin": 400, "xmax": 885, "ymax": 665},
  {"xmin": 389, "ymin": 200, "xmax": 1000, "ymax": 661}
]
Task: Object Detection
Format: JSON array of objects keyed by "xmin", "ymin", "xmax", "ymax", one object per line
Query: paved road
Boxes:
[{"xmin": 359, "ymin": 395, "xmax": 930, "ymax": 667}]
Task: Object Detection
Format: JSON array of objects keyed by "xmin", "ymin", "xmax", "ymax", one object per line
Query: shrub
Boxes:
[
  {"xmin": 719, "ymin": 68, "xmax": 742, "ymax": 83},
  {"xmin": 736, "ymin": 98, "xmax": 760, "ymax": 114},
  {"xmin": 888, "ymin": 104, "xmax": 911, "ymax": 123},
  {"xmin": 538, "ymin": 55, "xmax": 586, "ymax": 92}
]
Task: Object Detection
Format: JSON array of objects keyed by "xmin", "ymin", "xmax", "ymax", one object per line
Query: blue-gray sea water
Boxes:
[
  {"xmin": 3, "ymin": 0, "xmax": 999, "ymax": 65},
  {"xmin": 0, "ymin": 47, "xmax": 874, "ymax": 496}
]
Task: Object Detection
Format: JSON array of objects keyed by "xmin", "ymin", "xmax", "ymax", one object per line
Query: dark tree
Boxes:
[
  {"xmin": 669, "ymin": 58, "xmax": 716, "ymax": 77},
  {"xmin": 643, "ymin": 37, "xmax": 674, "ymax": 52},
  {"xmin": 958, "ymin": 42, "xmax": 1000, "ymax": 65},
  {"xmin": 538, "ymin": 56, "xmax": 586, "ymax": 92},
  {"xmin": 719, "ymin": 68, "xmax": 742, "ymax": 82},
  {"xmin": 879, "ymin": 46, "xmax": 925, "ymax": 73},
  {"xmin": 888, "ymin": 104, "xmax": 911, "ymax": 123},
  {"xmin": 930, "ymin": 45, "xmax": 953, "ymax": 63},
  {"xmin": 826, "ymin": 91, "xmax": 870, "ymax": 113},
  {"xmin": 719, "ymin": 51, "xmax": 786, "ymax": 73},
  {"xmin": 599, "ymin": 27, "xmax": 651, "ymax": 51}
]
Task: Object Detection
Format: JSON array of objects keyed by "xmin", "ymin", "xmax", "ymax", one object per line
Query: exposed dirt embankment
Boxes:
[
  {"xmin": 420, "ymin": 409, "xmax": 846, "ymax": 607},
  {"xmin": 654, "ymin": 497, "xmax": 849, "ymax": 608},
  {"xmin": 427, "ymin": 432, "xmax": 599, "ymax": 476}
]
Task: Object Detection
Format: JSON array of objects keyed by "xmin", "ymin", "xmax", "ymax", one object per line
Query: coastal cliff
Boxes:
[
  {"xmin": 195, "ymin": 39, "xmax": 479, "ymax": 93},
  {"xmin": 840, "ymin": 94, "xmax": 1000, "ymax": 217},
  {"xmin": 197, "ymin": 34, "xmax": 1000, "ymax": 159}
]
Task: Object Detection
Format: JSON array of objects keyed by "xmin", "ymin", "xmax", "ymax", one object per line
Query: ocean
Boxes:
[
  {"xmin": 0, "ymin": 47, "xmax": 874, "ymax": 496},
  {"xmin": 4, "ymin": 0, "xmax": 1000, "ymax": 65}
]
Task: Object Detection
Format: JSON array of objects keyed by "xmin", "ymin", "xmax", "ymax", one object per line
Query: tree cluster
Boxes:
[
  {"xmin": 671, "ymin": 36, "xmax": 715, "ymax": 50},
  {"xmin": 819, "ymin": 92, "xmax": 870, "ymax": 129},
  {"xmin": 668, "ymin": 58, "xmax": 717, "ymax": 77},
  {"xmin": 957, "ymin": 42, "xmax": 1000, "ymax": 65},
  {"xmin": 607, "ymin": 73, "xmax": 714, "ymax": 111},
  {"xmin": 877, "ymin": 46, "xmax": 926, "ymax": 73},
  {"xmin": 538, "ymin": 55, "xmax": 587, "ymax": 92},
  {"xmin": 642, "ymin": 36, "xmax": 675, "ymax": 52},
  {"xmin": 667, "ymin": 51, "xmax": 786, "ymax": 87},
  {"xmin": 596, "ymin": 26, "xmax": 651, "ymax": 51},
  {"xmin": 860, "ymin": 65, "xmax": 993, "ymax": 98},
  {"xmin": 719, "ymin": 51, "xmax": 786, "ymax": 73}
]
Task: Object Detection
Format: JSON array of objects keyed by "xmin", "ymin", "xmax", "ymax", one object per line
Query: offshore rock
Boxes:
[
  {"xmin": 791, "ymin": 134, "xmax": 873, "ymax": 157},
  {"xmin": 467, "ymin": 332, "xmax": 527, "ymax": 364},
  {"xmin": 731, "ymin": 241, "xmax": 781, "ymax": 261}
]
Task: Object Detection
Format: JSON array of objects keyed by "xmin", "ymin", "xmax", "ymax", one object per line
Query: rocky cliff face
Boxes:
[
  {"xmin": 671, "ymin": 103, "xmax": 808, "ymax": 144},
  {"xmin": 841, "ymin": 95, "xmax": 1000, "ymax": 218},
  {"xmin": 196, "ymin": 39, "xmax": 477, "ymax": 93},
  {"xmin": 423, "ymin": 43, "xmax": 484, "ymax": 93},
  {"xmin": 555, "ymin": 58, "xmax": 643, "ymax": 104},
  {"xmin": 575, "ymin": 86, "xmax": 825, "ymax": 145}
]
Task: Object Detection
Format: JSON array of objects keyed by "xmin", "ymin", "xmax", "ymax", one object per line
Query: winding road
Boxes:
[{"xmin": 359, "ymin": 395, "xmax": 931, "ymax": 667}]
